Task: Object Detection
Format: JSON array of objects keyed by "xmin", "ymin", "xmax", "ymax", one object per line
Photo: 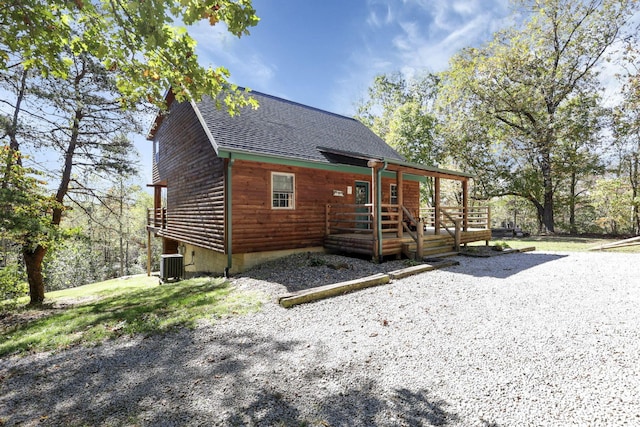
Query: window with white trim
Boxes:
[
  {"xmin": 272, "ymin": 172, "xmax": 295, "ymax": 209},
  {"xmin": 390, "ymin": 184, "xmax": 398, "ymax": 204}
]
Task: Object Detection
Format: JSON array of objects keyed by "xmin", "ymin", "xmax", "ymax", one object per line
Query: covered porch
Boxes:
[{"xmin": 323, "ymin": 155, "xmax": 491, "ymax": 261}]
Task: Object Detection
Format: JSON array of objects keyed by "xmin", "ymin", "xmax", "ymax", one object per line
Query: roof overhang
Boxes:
[{"xmin": 318, "ymin": 146, "xmax": 473, "ymax": 181}]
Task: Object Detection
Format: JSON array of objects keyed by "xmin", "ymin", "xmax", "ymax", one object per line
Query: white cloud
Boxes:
[
  {"xmin": 366, "ymin": 0, "xmax": 394, "ymax": 28},
  {"xmin": 189, "ymin": 21, "xmax": 277, "ymax": 91},
  {"xmin": 328, "ymin": 0, "xmax": 512, "ymax": 115}
]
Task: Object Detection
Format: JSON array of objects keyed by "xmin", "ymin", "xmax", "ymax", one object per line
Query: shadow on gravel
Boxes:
[
  {"xmin": 0, "ymin": 327, "xmax": 470, "ymax": 426},
  {"xmin": 453, "ymin": 252, "xmax": 567, "ymax": 279},
  {"xmin": 236, "ymin": 252, "xmax": 413, "ymax": 294},
  {"xmin": 224, "ymin": 382, "xmax": 460, "ymax": 426},
  {"xmin": 0, "ymin": 330, "xmax": 301, "ymax": 426}
]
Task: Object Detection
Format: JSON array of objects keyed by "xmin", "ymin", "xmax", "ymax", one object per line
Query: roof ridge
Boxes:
[{"xmin": 239, "ymin": 87, "xmax": 358, "ymax": 122}]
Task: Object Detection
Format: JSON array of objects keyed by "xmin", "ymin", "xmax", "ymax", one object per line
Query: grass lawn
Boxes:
[
  {"xmin": 0, "ymin": 275, "xmax": 263, "ymax": 357},
  {"xmin": 463, "ymin": 234, "xmax": 640, "ymax": 253},
  {"xmin": 489, "ymin": 235, "xmax": 640, "ymax": 253}
]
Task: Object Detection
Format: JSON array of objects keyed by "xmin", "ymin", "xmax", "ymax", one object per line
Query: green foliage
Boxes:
[
  {"xmin": 489, "ymin": 196, "xmax": 537, "ymax": 232},
  {"xmin": 0, "ymin": 263, "xmax": 28, "ymax": 306},
  {"xmin": 612, "ymin": 38, "xmax": 640, "ymax": 234},
  {"xmin": 43, "ymin": 229, "xmax": 103, "ymax": 291},
  {"xmin": 492, "ymin": 241, "xmax": 511, "ymax": 252},
  {"xmin": 403, "ymin": 258, "xmax": 421, "ymax": 267},
  {"xmin": 437, "ymin": 0, "xmax": 637, "ymax": 232},
  {"xmin": 0, "ymin": 146, "xmax": 59, "ymax": 248},
  {"xmin": 0, "ymin": 0, "xmax": 260, "ymax": 111},
  {"xmin": 356, "ymin": 72, "xmax": 442, "ymax": 167},
  {"xmin": 591, "ymin": 177, "xmax": 634, "ymax": 235},
  {"xmin": 0, "ymin": 276, "xmax": 263, "ymax": 356},
  {"xmin": 50, "ymin": 183, "xmax": 158, "ymax": 289}
]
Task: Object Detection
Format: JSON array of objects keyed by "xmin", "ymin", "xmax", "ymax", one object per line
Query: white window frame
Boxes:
[
  {"xmin": 390, "ymin": 183, "xmax": 398, "ymax": 205},
  {"xmin": 271, "ymin": 172, "xmax": 295, "ymax": 209}
]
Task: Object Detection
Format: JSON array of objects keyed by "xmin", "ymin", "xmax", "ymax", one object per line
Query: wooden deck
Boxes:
[
  {"xmin": 324, "ymin": 203, "xmax": 492, "ymax": 260},
  {"xmin": 325, "ymin": 228, "xmax": 492, "ymax": 259}
]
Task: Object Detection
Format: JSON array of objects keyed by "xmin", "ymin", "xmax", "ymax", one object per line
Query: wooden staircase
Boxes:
[{"xmin": 401, "ymin": 235, "xmax": 458, "ymax": 261}]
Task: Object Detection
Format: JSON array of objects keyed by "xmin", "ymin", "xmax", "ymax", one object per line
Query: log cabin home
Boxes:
[{"xmin": 146, "ymin": 89, "xmax": 491, "ymax": 277}]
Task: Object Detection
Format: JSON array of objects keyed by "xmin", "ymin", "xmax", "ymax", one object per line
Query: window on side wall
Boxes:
[
  {"xmin": 272, "ymin": 172, "xmax": 295, "ymax": 209},
  {"xmin": 390, "ymin": 184, "xmax": 398, "ymax": 205}
]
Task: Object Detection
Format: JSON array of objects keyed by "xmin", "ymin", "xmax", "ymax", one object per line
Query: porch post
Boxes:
[
  {"xmin": 396, "ymin": 170, "xmax": 403, "ymax": 238},
  {"xmin": 146, "ymin": 229, "xmax": 151, "ymax": 276},
  {"xmin": 368, "ymin": 160, "xmax": 387, "ymax": 262},
  {"xmin": 371, "ymin": 164, "xmax": 379, "ymax": 261},
  {"xmin": 462, "ymin": 178, "xmax": 469, "ymax": 231},
  {"xmin": 434, "ymin": 177, "xmax": 441, "ymax": 235},
  {"xmin": 417, "ymin": 218, "xmax": 424, "ymax": 260}
]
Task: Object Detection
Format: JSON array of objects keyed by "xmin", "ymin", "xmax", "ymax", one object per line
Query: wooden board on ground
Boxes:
[
  {"xmin": 589, "ymin": 236, "xmax": 640, "ymax": 251},
  {"xmin": 279, "ymin": 273, "xmax": 390, "ymax": 308}
]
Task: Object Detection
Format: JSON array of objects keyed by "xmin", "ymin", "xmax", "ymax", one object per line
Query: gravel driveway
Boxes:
[{"xmin": 1, "ymin": 251, "xmax": 639, "ymax": 426}]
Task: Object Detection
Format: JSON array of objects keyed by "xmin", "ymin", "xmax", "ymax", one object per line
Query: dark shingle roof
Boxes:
[{"xmin": 195, "ymin": 90, "xmax": 405, "ymax": 164}]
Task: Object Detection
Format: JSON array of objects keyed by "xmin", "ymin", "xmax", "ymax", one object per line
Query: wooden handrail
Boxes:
[
  {"xmin": 326, "ymin": 203, "xmax": 375, "ymax": 235},
  {"xmin": 401, "ymin": 205, "xmax": 424, "ymax": 260},
  {"xmin": 325, "ymin": 203, "xmax": 410, "ymax": 235},
  {"xmin": 147, "ymin": 207, "xmax": 167, "ymax": 229},
  {"xmin": 421, "ymin": 206, "xmax": 490, "ymax": 231},
  {"xmin": 439, "ymin": 209, "xmax": 461, "ymax": 251}
]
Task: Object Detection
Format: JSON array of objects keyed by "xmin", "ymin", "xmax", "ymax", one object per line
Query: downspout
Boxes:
[
  {"xmin": 225, "ymin": 155, "xmax": 234, "ymax": 277},
  {"xmin": 376, "ymin": 160, "xmax": 388, "ymax": 263}
]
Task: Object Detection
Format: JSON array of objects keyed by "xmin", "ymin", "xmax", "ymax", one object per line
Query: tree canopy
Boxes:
[
  {"xmin": 0, "ymin": 0, "xmax": 259, "ymax": 111},
  {"xmin": 1, "ymin": 0, "xmax": 260, "ymax": 304},
  {"xmin": 437, "ymin": 0, "xmax": 637, "ymax": 232},
  {"xmin": 356, "ymin": 72, "xmax": 442, "ymax": 166}
]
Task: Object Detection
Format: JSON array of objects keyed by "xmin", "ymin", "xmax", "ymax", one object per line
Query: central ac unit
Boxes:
[{"xmin": 160, "ymin": 254, "xmax": 183, "ymax": 282}]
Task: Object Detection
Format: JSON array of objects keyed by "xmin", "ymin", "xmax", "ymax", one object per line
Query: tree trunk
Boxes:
[
  {"xmin": 23, "ymin": 244, "xmax": 47, "ymax": 305},
  {"xmin": 631, "ymin": 153, "xmax": 639, "ymax": 235},
  {"xmin": 540, "ymin": 146, "xmax": 555, "ymax": 233},
  {"xmin": 527, "ymin": 196, "xmax": 545, "ymax": 234},
  {"xmin": 569, "ymin": 172, "xmax": 577, "ymax": 235}
]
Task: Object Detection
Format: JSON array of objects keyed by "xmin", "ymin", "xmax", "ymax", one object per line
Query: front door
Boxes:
[{"xmin": 355, "ymin": 181, "xmax": 370, "ymax": 229}]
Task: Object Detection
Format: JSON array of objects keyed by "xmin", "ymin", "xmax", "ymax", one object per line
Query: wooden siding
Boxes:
[
  {"xmin": 231, "ymin": 160, "xmax": 420, "ymax": 254},
  {"xmin": 153, "ymin": 101, "xmax": 226, "ymax": 252}
]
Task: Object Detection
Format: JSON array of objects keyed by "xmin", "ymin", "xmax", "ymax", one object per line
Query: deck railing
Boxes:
[
  {"xmin": 420, "ymin": 206, "xmax": 490, "ymax": 231},
  {"xmin": 325, "ymin": 203, "xmax": 408, "ymax": 235},
  {"xmin": 326, "ymin": 204, "xmax": 490, "ymax": 236},
  {"xmin": 325, "ymin": 203, "xmax": 374, "ymax": 234},
  {"xmin": 147, "ymin": 207, "xmax": 167, "ymax": 229}
]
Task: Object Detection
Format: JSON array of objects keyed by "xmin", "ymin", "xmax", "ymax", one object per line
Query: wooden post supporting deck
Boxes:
[
  {"xmin": 417, "ymin": 218, "xmax": 424, "ymax": 260},
  {"xmin": 371, "ymin": 165, "xmax": 379, "ymax": 261},
  {"xmin": 462, "ymin": 179, "xmax": 469, "ymax": 231},
  {"xmin": 486, "ymin": 206, "xmax": 491, "ymax": 245},
  {"xmin": 146, "ymin": 229, "xmax": 151, "ymax": 276},
  {"xmin": 434, "ymin": 177, "xmax": 441, "ymax": 235}
]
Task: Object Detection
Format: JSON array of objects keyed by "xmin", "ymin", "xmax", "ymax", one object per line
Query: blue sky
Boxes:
[
  {"xmin": 190, "ymin": 0, "xmax": 513, "ymax": 115},
  {"xmin": 137, "ymin": 0, "xmax": 515, "ymax": 184}
]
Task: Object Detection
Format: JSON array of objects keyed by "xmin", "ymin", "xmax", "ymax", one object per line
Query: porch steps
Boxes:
[
  {"xmin": 402, "ymin": 237, "xmax": 458, "ymax": 259},
  {"xmin": 401, "ymin": 242, "xmax": 456, "ymax": 260},
  {"xmin": 424, "ymin": 251, "xmax": 459, "ymax": 260}
]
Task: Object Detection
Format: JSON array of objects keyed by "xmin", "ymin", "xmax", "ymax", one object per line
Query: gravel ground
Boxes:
[{"xmin": 1, "ymin": 250, "xmax": 639, "ymax": 426}]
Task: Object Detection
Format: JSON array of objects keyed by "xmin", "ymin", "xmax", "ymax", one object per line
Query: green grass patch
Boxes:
[
  {"xmin": 504, "ymin": 235, "xmax": 640, "ymax": 253},
  {"xmin": 0, "ymin": 276, "xmax": 262, "ymax": 357},
  {"xmin": 468, "ymin": 235, "xmax": 640, "ymax": 253}
]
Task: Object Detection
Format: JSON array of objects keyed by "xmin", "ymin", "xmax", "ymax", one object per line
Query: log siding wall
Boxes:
[
  {"xmin": 153, "ymin": 101, "xmax": 226, "ymax": 252},
  {"xmin": 231, "ymin": 160, "xmax": 419, "ymax": 254},
  {"xmin": 152, "ymin": 101, "xmax": 421, "ymax": 256}
]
